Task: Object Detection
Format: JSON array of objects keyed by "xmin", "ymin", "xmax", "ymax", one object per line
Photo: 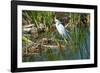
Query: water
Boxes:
[{"xmin": 22, "ymin": 28, "xmax": 90, "ymax": 62}]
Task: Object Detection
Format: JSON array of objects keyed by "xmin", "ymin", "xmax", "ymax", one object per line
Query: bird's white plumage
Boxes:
[
  {"xmin": 55, "ymin": 18, "xmax": 71, "ymax": 40},
  {"xmin": 55, "ymin": 23, "xmax": 66, "ymax": 37}
]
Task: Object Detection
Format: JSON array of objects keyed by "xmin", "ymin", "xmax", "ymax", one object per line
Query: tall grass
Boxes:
[{"xmin": 22, "ymin": 11, "xmax": 90, "ymax": 62}]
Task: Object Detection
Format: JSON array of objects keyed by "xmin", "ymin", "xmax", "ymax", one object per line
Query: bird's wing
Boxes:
[
  {"xmin": 58, "ymin": 24, "xmax": 72, "ymax": 40},
  {"xmin": 58, "ymin": 24, "xmax": 67, "ymax": 36}
]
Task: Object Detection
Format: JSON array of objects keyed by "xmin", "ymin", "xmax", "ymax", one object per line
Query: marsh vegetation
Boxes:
[{"xmin": 22, "ymin": 10, "xmax": 90, "ymax": 62}]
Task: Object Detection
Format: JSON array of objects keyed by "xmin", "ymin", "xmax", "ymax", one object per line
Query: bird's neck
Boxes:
[{"xmin": 55, "ymin": 20, "xmax": 61, "ymax": 25}]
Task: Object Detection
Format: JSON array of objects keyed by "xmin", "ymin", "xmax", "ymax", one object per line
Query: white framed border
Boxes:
[{"xmin": 17, "ymin": 5, "xmax": 94, "ymax": 68}]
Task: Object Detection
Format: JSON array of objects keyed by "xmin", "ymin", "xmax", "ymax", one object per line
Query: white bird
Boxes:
[{"xmin": 54, "ymin": 17, "xmax": 71, "ymax": 40}]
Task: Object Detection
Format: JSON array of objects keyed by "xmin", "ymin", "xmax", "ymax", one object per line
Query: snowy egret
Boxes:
[{"xmin": 54, "ymin": 17, "xmax": 71, "ymax": 40}]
